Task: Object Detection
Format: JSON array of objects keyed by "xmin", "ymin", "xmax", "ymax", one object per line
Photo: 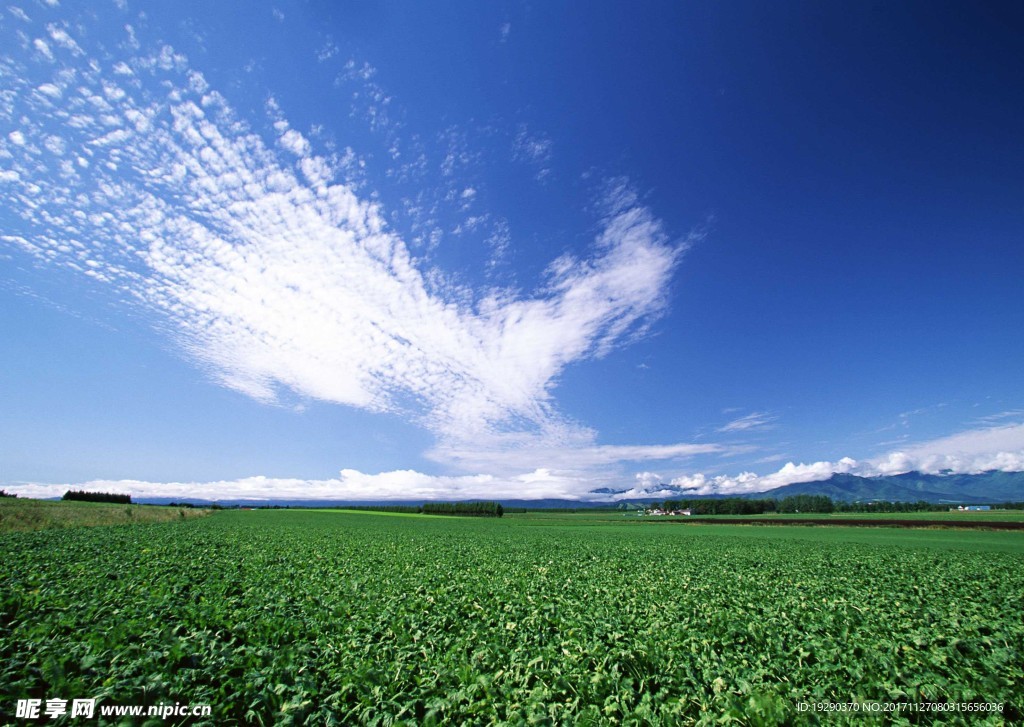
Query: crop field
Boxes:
[{"xmin": 2, "ymin": 509, "xmax": 1022, "ymax": 725}]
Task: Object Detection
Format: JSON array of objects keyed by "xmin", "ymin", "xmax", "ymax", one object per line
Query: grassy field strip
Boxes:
[
  {"xmin": 303, "ymin": 508, "xmax": 433, "ymax": 517},
  {"xmin": 0, "ymin": 498, "xmax": 210, "ymax": 532},
  {"xmin": 303, "ymin": 508, "xmax": 461, "ymax": 519}
]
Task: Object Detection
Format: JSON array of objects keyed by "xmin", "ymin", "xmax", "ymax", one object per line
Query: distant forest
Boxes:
[
  {"xmin": 62, "ymin": 490, "xmax": 132, "ymax": 504},
  {"xmin": 345, "ymin": 501, "xmax": 504, "ymax": 518}
]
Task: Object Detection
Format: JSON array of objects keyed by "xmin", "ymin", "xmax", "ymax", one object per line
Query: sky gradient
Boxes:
[{"xmin": 2, "ymin": 1, "xmax": 1023, "ymax": 501}]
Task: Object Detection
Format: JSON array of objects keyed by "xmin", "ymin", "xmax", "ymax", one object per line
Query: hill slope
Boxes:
[{"xmin": 743, "ymin": 470, "xmax": 1024, "ymax": 503}]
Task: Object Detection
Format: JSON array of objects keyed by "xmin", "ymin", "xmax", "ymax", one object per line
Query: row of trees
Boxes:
[
  {"xmin": 337, "ymin": 502, "xmax": 505, "ymax": 517},
  {"xmin": 422, "ymin": 501, "xmax": 504, "ymax": 517},
  {"xmin": 661, "ymin": 494, "xmax": 835, "ymax": 515},
  {"xmin": 62, "ymin": 490, "xmax": 131, "ymax": 504}
]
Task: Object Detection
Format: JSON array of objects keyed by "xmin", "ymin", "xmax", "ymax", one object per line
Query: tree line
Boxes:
[
  {"xmin": 422, "ymin": 501, "xmax": 503, "ymax": 517},
  {"xmin": 660, "ymin": 495, "xmax": 834, "ymax": 514},
  {"xmin": 62, "ymin": 490, "xmax": 132, "ymax": 504},
  {"xmin": 341, "ymin": 502, "xmax": 504, "ymax": 517}
]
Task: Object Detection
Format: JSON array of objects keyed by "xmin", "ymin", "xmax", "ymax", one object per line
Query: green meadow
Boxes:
[
  {"xmin": 1, "ymin": 507, "xmax": 1021, "ymax": 724},
  {"xmin": 0, "ymin": 497, "xmax": 211, "ymax": 532}
]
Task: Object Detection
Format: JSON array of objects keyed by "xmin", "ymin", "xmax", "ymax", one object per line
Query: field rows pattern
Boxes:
[{"xmin": 1, "ymin": 511, "xmax": 1022, "ymax": 724}]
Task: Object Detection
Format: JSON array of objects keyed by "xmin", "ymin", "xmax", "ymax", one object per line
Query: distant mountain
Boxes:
[
  {"xmin": 745, "ymin": 474, "xmax": 958, "ymax": 503},
  {"xmin": 752, "ymin": 471, "xmax": 1024, "ymax": 503},
  {"xmin": 605, "ymin": 470, "xmax": 1024, "ymax": 504}
]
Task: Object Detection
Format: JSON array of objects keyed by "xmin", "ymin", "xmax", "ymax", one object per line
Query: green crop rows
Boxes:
[{"xmin": 2, "ymin": 510, "xmax": 1022, "ymax": 725}]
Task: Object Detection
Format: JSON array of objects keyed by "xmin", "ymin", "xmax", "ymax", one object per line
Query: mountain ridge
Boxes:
[{"xmin": 623, "ymin": 470, "xmax": 1024, "ymax": 504}]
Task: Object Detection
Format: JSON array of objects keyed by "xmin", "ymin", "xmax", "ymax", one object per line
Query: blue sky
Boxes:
[{"xmin": 2, "ymin": 1, "xmax": 1023, "ymax": 501}]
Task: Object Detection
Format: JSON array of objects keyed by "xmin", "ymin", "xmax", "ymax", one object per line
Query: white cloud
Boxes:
[
  {"xmin": 512, "ymin": 124, "xmax": 552, "ymax": 181},
  {"xmin": 634, "ymin": 471, "xmax": 662, "ymax": 489},
  {"xmin": 32, "ymin": 37, "xmax": 53, "ymax": 61},
  {"xmin": 36, "ymin": 82, "xmax": 61, "ymax": 98},
  {"xmin": 46, "ymin": 24, "xmax": 82, "ymax": 55},
  {"xmin": 513, "ymin": 124, "xmax": 552, "ymax": 165},
  {"xmin": 0, "ymin": 22, "xmax": 686, "ymax": 474},
  {"xmin": 717, "ymin": 411, "xmax": 776, "ymax": 432},
  {"xmin": 278, "ymin": 128, "xmax": 311, "ymax": 157},
  {"xmin": 870, "ymin": 423, "xmax": 1024, "ymax": 475},
  {"xmin": 485, "ymin": 217, "xmax": 511, "ymax": 271},
  {"xmin": 8, "ymin": 424, "xmax": 1021, "ymax": 503},
  {"xmin": 972, "ymin": 409, "xmax": 1024, "ymax": 425},
  {"xmin": 6, "ymin": 468, "xmax": 589, "ymax": 502},
  {"xmin": 431, "ymin": 436, "xmax": 725, "ymax": 478},
  {"xmin": 662, "ymin": 423, "xmax": 1024, "ymax": 497},
  {"xmin": 339, "ymin": 59, "xmax": 376, "ymax": 82},
  {"xmin": 317, "ymin": 41, "xmax": 339, "ymax": 63}
]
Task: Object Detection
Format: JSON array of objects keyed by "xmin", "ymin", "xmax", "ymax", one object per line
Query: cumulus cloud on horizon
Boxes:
[
  {"xmin": 6, "ymin": 469, "xmax": 588, "ymax": 503},
  {"xmin": 9, "ymin": 423, "xmax": 1024, "ymax": 502},
  {"xmin": 652, "ymin": 422, "xmax": 1024, "ymax": 498}
]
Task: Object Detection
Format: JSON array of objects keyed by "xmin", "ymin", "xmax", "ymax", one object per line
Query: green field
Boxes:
[{"xmin": 2, "ymin": 508, "xmax": 1022, "ymax": 725}]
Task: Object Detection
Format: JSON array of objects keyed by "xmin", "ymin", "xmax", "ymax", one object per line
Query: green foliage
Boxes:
[
  {"xmin": 421, "ymin": 501, "xmax": 503, "ymax": 517},
  {"xmin": 659, "ymin": 495, "xmax": 834, "ymax": 515},
  {"xmin": 662, "ymin": 498, "xmax": 779, "ymax": 515},
  {"xmin": 62, "ymin": 490, "xmax": 132, "ymax": 505},
  {"xmin": 1, "ymin": 510, "xmax": 1021, "ymax": 724},
  {"xmin": 777, "ymin": 494, "xmax": 834, "ymax": 513}
]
